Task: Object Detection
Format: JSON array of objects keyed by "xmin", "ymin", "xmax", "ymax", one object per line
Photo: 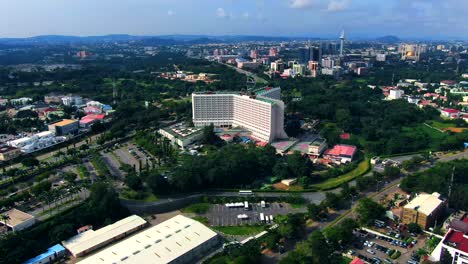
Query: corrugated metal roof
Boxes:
[
  {"xmin": 62, "ymin": 215, "xmax": 146, "ymax": 257},
  {"xmin": 78, "ymin": 215, "xmax": 218, "ymax": 264}
]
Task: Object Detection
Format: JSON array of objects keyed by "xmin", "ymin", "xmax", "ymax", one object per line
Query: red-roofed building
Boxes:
[
  {"xmin": 440, "ymin": 80, "xmax": 456, "ymax": 86},
  {"xmin": 323, "ymin": 144, "xmax": 357, "ymax": 164},
  {"xmin": 340, "ymin": 133, "xmax": 351, "ymax": 140},
  {"xmin": 441, "ymin": 108, "xmax": 461, "ymax": 119},
  {"xmin": 432, "ymin": 228, "xmax": 468, "ymax": 264},
  {"xmin": 79, "ymin": 114, "xmax": 106, "ymax": 128},
  {"xmin": 350, "ymin": 257, "xmax": 365, "ymax": 264}
]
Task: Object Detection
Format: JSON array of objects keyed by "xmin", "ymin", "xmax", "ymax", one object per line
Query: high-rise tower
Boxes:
[{"xmin": 339, "ymin": 30, "xmax": 345, "ymax": 57}]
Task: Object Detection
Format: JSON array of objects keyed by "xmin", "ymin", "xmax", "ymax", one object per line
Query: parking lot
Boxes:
[
  {"xmin": 203, "ymin": 202, "xmax": 301, "ymax": 226},
  {"xmin": 352, "ymin": 229, "xmax": 426, "ymax": 264}
]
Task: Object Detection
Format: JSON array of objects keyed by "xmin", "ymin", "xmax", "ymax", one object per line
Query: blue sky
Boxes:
[{"xmin": 1, "ymin": 0, "xmax": 467, "ymax": 39}]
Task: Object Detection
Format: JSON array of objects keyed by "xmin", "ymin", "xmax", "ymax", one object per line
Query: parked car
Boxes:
[{"xmin": 367, "ymin": 249, "xmax": 376, "ymax": 255}]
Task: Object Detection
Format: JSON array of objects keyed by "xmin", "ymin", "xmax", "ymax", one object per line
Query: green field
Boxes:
[
  {"xmin": 429, "ymin": 120, "xmax": 455, "ymax": 129},
  {"xmin": 402, "ymin": 123, "xmax": 446, "ymax": 149},
  {"xmin": 312, "ymin": 159, "xmax": 370, "ymax": 190},
  {"xmin": 181, "ymin": 203, "xmax": 212, "ymax": 214},
  {"xmin": 212, "ymin": 225, "xmax": 265, "ymax": 236}
]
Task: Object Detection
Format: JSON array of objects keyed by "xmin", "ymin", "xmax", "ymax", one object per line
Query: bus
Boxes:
[
  {"xmin": 259, "ymin": 213, "xmax": 265, "ymax": 222},
  {"xmin": 244, "ymin": 201, "xmax": 249, "ymax": 210},
  {"xmin": 239, "ymin": 190, "xmax": 253, "ymax": 195}
]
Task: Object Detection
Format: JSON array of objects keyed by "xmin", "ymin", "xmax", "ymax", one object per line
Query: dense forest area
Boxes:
[{"xmin": 273, "ymin": 77, "xmax": 467, "ymax": 155}]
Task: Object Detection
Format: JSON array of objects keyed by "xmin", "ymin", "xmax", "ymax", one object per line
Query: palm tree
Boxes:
[{"xmin": 1, "ymin": 214, "xmax": 11, "ymax": 228}]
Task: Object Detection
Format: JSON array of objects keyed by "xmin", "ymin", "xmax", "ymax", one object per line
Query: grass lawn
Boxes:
[
  {"xmin": 341, "ymin": 256, "xmax": 353, "ymax": 264},
  {"xmin": 120, "ymin": 189, "xmax": 158, "ymax": 202},
  {"xmin": 402, "ymin": 124, "xmax": 446, "ymax": 149},
  {"xmin": 429, "ymin": 120, "xmax": 457, "ymax": 129},
  {"xmin": 312, "ymin": 159, "xmax": 370, "ymax": 190},
  {"xmin": 181, "ymin": 203, "xmax": 212, "ymax": 214},
  {"xmin": 192, "ymin": 216, "xmax": 209, "ymax": 225},
  {"xmin": 212, "ymin": 225, "xmax": 265, "ymax": 236}
]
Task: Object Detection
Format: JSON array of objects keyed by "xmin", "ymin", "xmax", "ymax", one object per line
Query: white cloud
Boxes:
[
  {"xmin": 242, "ymin": 12, "xmax": 250, "ymax": 19},
  {"xmin": 167, "ymin": 10, "xmax": 174, "ymax": 16},
  {"xmin": 216, "ymin": 7, "xmax": 229, "ymax": 18},
  {"xmin": 289, "ymin": 0, "xmax": 314, "ymax": 9},
  {"xmin": 326, "ymin": 0, "xmax": 351, "ymax": 12}
]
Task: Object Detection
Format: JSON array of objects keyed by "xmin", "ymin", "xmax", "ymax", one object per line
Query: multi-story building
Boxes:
[
  {"xmin": 308, "ymin": 61, "xmax": 319, "ymax": 78},
  {"xmin": 48, "ymin": 119, "xmax": 79, "ymax": 136},
  {"xmin": 270, "ymin": 60, "xmax": 284, "ymax": 72},
  {"xmin": 192, "ymin": 87, "xmax": 288, "ymax": 143},
  {"xmin": 431, "ymin": 228, "xmax": 468, "ymax": 264},
  {"xmin": 0, "ymin": 145, "xmax": 21, "ymax": 161},
  {"xmin": 292, "ymin": 64, "xmax": 306, "ymax": 76},
  {"xmin": 269, "ymin": 47, "xmax": 278, "ymax": 57},
  {"xmin": 402, "ymin": 192, "xmax": 445, "ymax": 230}
]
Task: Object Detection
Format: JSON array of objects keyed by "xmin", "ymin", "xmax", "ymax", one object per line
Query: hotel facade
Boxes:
[{"xmin": 192, "ymin": 87, "xmax": 288, "ymax": 142}]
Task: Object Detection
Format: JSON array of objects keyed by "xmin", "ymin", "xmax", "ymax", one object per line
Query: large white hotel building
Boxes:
[{"xmin": 192, "ymin": 87, "xmax": 288, "ymax": 143}]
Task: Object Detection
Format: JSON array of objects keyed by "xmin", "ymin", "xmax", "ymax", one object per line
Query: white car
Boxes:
[{"xmin": 367, "ymin": 249, "xmax": 376, "ymax": 255}]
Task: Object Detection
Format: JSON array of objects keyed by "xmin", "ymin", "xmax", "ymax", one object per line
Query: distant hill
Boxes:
[
  {"xmin": 0, "ymin": 34, "xmax": 321, "ymax": 46},
  {"xmin": 375, "ymin": 35, "xmax": 401, "ymax": 43}
]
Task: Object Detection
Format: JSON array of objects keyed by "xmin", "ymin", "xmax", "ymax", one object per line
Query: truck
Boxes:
[{"xmin": 260, "ymin": 201, "xmax": 266, "ymax": 208}]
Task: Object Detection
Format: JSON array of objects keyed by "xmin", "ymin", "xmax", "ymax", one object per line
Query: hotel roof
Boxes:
[
  {"xmin": 62, "ymin": 215, "xmax": 147, "ymax": 257},
  {"xmin": 403, "ymin": 193, "xmax": 443, "ymax": 216},
  {"xmin": 78, "ymin": 215, "xmax": 218, "ymax": 264}
]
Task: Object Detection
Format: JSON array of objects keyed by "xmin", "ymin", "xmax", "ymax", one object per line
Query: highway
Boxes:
[{"xmin": 220, "ymin": 62, "xmax": 268, "ymax": 84}]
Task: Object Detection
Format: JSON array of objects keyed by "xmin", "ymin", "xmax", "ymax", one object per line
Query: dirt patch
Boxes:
[
  {"xmin": 272, "ymin": 183, "xmax": 303, "ymax": 191},
  {"xmin": 442, "ymin": 127, "xmax": 468, "ymax": 133}
]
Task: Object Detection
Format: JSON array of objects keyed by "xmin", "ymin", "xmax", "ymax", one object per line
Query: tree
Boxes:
[
  {"xmin": 383, "ymin": 166, "xmax": 400, "ymax": 179},
  {"xmin": 21, "ymin": 157, "xmax": 39, "ymax": 167},
  {"xmin": 64, "ymin": 172, "xmax": 77, "ymax": 184},
  {"xmin": 125, "ymin": 173, "xmax": 143, "ymax": 190},
  {"xmin": 145, "ymin": 171, "xmax": 171, "ymax": 194},
  {"xmin": 201, "ymin": 123, "xmax": 223, "ymax": 146},
  {"xmin": 355, "ymin": 198, "xmax": 386, "ymax": 225},
  {"xmin": 407, "ymin": 223, "xmax": 422, "ymax": 234},
  {"xmin": 324, "ymin": 192, "xmax": 343, "ymax": 210},
  {"xmin": 30, "ymin": 180, "xmax": 51, "ymax": 197},
  {"xmin": 307, "ymin": 203, "xmax": 327, "ymax": 221},
  {"xmin": 48, "ymin": 223, "xmax": 74, "ymax": 242}
]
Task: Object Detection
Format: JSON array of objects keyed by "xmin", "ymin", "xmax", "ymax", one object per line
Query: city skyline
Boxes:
[{"xmin": 1, "ymin": 0, "xmax": 467, "ymax": 40}]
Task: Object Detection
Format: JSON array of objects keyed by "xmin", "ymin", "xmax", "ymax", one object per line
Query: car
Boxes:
[
  {"xmin": 411, "ymin": 240, "xmax": 417, "ymax": 245},
  {"xmin": 367, "ymin": 249, "xmax": 376, "ymax": 255},
  {"xmin": 384, "ymin": 259, "xmax": 393, "ymax": 264}
]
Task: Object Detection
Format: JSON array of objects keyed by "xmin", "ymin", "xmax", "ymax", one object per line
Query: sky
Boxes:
[{"xmin": 0, "ymin": 0, "xmax": 467, "ymax": 39}]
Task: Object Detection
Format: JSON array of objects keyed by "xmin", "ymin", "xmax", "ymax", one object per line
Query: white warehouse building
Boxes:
[{"xmin": 192, "ymin": 87, "xmax": 288, "ymax": 143}]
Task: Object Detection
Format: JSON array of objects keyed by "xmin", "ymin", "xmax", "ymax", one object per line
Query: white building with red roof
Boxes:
[
  {"xmin": 441, "ymin": 108, "xmax": 461, "ymax": 119},
  {"xmin": 323, "ymin": 144, "xmax": 357, "ymax": 164},
  {"xmin": 431, "ymin": 228, "xmax": 468, "ymax": 264}
]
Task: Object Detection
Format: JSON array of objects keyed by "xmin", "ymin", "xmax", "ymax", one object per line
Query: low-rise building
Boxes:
[
  {"xmin": 62, "ymin": 215, "xmax": 147, "ymax": 257},
  {"xmin": 402, "ymin": 192, "xmax": 444, "ymax": 230},
  {"xmin": 78, "ymin": 215, "xmax": 220, "ymax": 264},
  {"xmin": 323, "ymin": 144, "xmax": 357, "ymax": 164},
  {"xmin": 0, "ymin": 145, "xmax": 21, "ymax": 161},
  {"xmin": 441, "ymin": 108, "xmax": 461, "ymax": 119},
  {"xmin": 158, "ymin": 123, "xmax": 203, "ymax": 149},
  {"xmin": 388, "ymin": 89, "xmax": 404, "ymax": 100},
  {"xmin": 25, "ymin": 244, "xmax": 67, "ymax": 264},
  {"xmin": 431, "ymin": 228, "xmax": 468, "ymax": 264},
  {"xmin": 48, "ymin": 119, "xmax": 79, "ymax": 136},
  {"xmin": 0, "ymin": 208, "xmax": 35, "ymax": 231},
  {"xmin": 308, "ymin": 138, "xmax": 327, "ymax": 156}
]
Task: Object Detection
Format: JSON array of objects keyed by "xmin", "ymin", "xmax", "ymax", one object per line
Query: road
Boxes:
[
  {"xmin": 220, "ymin": 62, "xmax": 268, "ymax": 84},
  {"xmin": 29, "ymin": 189, "xmax": 90, "ymax": 221}
]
